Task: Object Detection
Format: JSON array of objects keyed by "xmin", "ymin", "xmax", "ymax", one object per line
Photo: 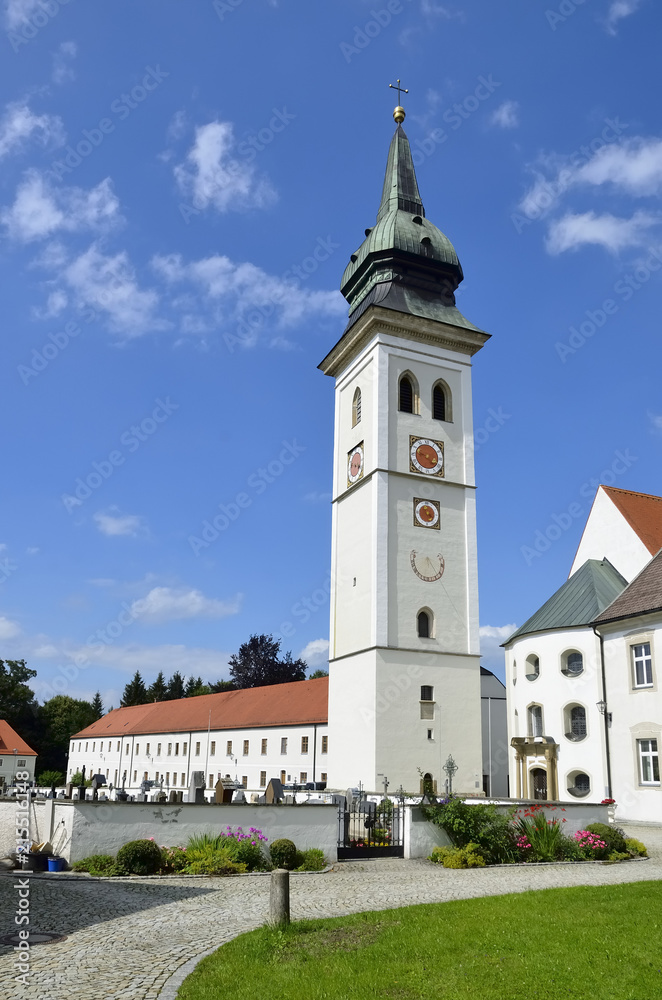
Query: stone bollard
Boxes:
[{"xmin": 269, "ymin": 868, "xmax": 290, "ymax": 925}]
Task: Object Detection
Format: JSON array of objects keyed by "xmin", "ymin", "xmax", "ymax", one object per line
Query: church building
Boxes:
[{"xmin": 70, "ymin": 97, "xmax": 500, "ymax": 799}]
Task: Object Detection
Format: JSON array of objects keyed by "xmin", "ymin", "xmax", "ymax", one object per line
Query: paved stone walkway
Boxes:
[{"xmin": 1, "ymin": 824, "xmax": 660, "ymax": 1000}]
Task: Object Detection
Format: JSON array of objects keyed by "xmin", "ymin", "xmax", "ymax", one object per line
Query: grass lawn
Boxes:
[{"xmin": 177, "ymin": 882, "xmax": 662, "ymax": 1000}]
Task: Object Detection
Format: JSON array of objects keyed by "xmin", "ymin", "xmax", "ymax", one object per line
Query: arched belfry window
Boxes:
[
  {"xmin": 399, "ymin": 371, "xmax": 419, "ymax": 414},
  {"xmin": 432, "ymin": 380, "xmax": 452, "ymax": 422},
  {"xmin": 417, "ymin": 609, "xmax": 433, "ymax": 638},
  {"xmin": 352, "ymin": 387, "xmax": 361, "ymax": 427}
]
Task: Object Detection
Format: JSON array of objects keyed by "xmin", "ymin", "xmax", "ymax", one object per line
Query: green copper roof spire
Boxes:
[{"xmin": 376, "ymin": 124, "xmax": 424, "ymax": 223}]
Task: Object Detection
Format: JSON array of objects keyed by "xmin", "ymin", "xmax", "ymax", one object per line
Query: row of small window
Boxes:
[
  {"xmin": 518, "ymin": 642, "xmax": 654, "ymax": 688},
  {"xmin": 75, "ymin": 768, "xmax": 331, "ymax": 789},
  {"xmin": 350, "ymin": 375, "xmax": 452, "ymax": 428},
  {"xmin": 565, "ymin": 740, "xmax": 660, "ymax": 794},
  {"xmin": 0, "ymin": 759, "xmax": 27, "ymax": 767},
  {"xmin": 527, "ymin": 703, "xmax": 589, "ymax": 741},
  {"xmin": 73, "ymin": 736, "xmax": 329, "ymax": 757}
]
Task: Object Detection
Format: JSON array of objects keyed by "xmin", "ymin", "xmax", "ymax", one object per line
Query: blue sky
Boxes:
[{"xmin": 0, "ymin": 0, "xmax": 660, "ymax": 706}]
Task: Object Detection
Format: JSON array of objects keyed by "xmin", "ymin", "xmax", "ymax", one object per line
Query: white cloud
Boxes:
[
  {"xmin": 300, "ymin": 638, "xmax": 329, "ymax": 668},
  {"xmin": 0, "ymin": 616, "xmax": 20, "ymax": 639},
  {"xmin": 93, "ymin": 509, "xmax": 147, "ymax": 538},
  {"xmin": 174, "ymin": 120, "xmax": 276, "ymax": 213},
  {"xmin": 1, "ymin": 172, "xmax": 120, "ymax": 242},
  {"xmin": 545, "ymin": 210, "xmax": 658, "ymax": 254},
  {"xmin": 303, "ymin": 491, "xmax": 332, "ymax": 503},
  {"xmin": 26, "ymin": 546, "xmax": 39, "ymax": 555},
  {"xmin": 605, "ymin": 0, "xmax": 642, "ymax": 34},
  {"xmin": 575, "ymin": 138, "xmax": 662, "ymax": 196},
  {"xmin": 490, "ymin": 100, "xmax": 519, "ymax": 130},
  {"xmin": 648, "ymin": 412, "xmax": 662, "ymax": 433},
  {"xmin": 62, "ymin": 243, "xmax": 165, "ymax": 336},
  {"xmin": 152, "ymin": 252, "xmax": 345, "ymax": 338},
  {"xmin": 52, "ymin": 40, "xmax": 77, "ymax": 84},
  {"xmin": 0, "ymin": 101, "xmax": 65, "ymax": 159},
  {"xmin": 131, "ymin": 586, "xmax": 242, "ymax": 624},
  {"xmin": 4, "ymin": 0, "xmax": 41, "ymax": 29},
  {"xmin": 479, "ymin": 624, "xmax": 515, "ymax": 678},
  {"xmin": 33, "ymin": 288, "xmax": 68, "ymax": 319},
  {"xmin": 33, "ymin": 643, "xmax": 58, "ymax": 658}
]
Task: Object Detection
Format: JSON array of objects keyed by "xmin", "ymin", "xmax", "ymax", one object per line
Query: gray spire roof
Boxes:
[{"xmin": 504, "ymin": 559, "xmax": 628, "ymax": 645}]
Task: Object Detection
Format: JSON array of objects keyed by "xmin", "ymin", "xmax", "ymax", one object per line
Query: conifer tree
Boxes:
[{"xmin": 121, "ymin": 671, "xmax": 148, "ymax": 707}]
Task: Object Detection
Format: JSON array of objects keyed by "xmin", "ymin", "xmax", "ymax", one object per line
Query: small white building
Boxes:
[
  {"xmin": 69, "ymin": 678, "xmax": 329, "ymax": 796},
  {"xmin": 0, "ymin": 721, "xmax": 37, "ymax": 787},
  {"xmin": 505, "ymin": 486, "xmax": 662, "ymax": 822}
]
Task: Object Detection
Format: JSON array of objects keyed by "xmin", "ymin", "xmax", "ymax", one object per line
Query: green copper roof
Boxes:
[
  {"xmin": 504, "ymin": 559, "xmax": 628, "ymax": 645},
  {"xmin": 341, "ymin": 125, "xmax": 462, "ymax": 312}
]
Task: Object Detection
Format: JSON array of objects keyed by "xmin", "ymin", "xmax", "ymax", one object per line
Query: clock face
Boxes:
[
  {"xmin": 410, "ymin": 550, "xmax": 445, "ymax": 582},
  {"xmin": 347, "ymin": 442, "xmax": 364, "ymax": 487},
  {"xmin": 410, "ymin": 436, "xmax": 444, "ymax": 477},
  {"xmin": 414, "ymin": 498, "xmax": 440, "ymax": 529}
]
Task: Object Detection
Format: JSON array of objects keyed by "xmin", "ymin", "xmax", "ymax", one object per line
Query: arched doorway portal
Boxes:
[{"xmin": 531, "ymin": 767, "xmax": 547, "ymax": 800}]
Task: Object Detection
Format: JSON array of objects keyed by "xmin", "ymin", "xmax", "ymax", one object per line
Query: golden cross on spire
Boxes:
[{"xmin": 389, "ymin": 79, "xmax": 408, "ymax": 123}]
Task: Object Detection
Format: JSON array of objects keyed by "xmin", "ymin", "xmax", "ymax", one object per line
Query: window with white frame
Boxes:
[
  {"xmin": 352, "ymin": 386, "xmax": 361, "ymax": 427},
  {"xmin": 562, "ymin": 650, "xmax": 584, "ymax": 677},
  {"xmin": 281, "ymin": 737, "xmax": 287, "ymax": 754},
  {"xmin": 525, "ymin": 654, "xmax": 540, "ymax": 681},
  {"xmin": 564, "ymin": 704, "xmax": 587, "ymax": 742},
  {"xmin": 632, "ymin": 642, "xmax": 653, "ymax": 688},
  {"xmin": 195, "ymin": 742, "xmax": 201, "ymax": 756},
  {"xmin": 638, "ymin": 739, "xmax": 660, "ymax": 784},
  {"xmin": 528, "ymin": 705, "xmax": 543, "ymax": 737}
]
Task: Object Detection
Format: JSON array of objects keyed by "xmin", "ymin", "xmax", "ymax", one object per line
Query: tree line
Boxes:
[{"xmin": 0, "ymin": 636, "xmax": 327, "ymax": 785}]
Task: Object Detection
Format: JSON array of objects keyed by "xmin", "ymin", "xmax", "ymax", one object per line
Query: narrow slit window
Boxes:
[
  {"xmin": 352, "ymin": 387, "xmax": 362, "ymax": 427},
  {"xmin": 417, "ymin": 610, "xmax": 431, "ymax": 638},
  {"xmin": 399, "ymin": 376, "xmax": 413, "ymax": 413}
]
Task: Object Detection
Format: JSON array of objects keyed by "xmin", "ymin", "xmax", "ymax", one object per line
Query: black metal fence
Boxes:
[{"xmin": 337, "ymin": 798, "xmax": 405, "ymax": 859}]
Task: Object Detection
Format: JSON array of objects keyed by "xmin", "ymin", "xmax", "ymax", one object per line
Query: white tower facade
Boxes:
[{"xmin": 320, "ymin": 116, "xmax": 490, "ymax": 794}]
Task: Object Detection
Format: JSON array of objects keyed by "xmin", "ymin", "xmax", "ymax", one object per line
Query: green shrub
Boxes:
[
  {"xmin": 186, "ymin": 828, "xmax": 267, "ymax": 872},
  {"xmin": 585, "ymin": 823, "xmax": 627, "ymax": 854},
  {"xmin": 625, "ymin": 837, "xmax": 648, "ymax": 857},
  {"xmin": 160, "ymin": 846, "xmax": 188, "ymax": 873},
  {"xmin": 184, "ymin": 845, "xmax": 247, "ymax": 875},
  {"xmin": 557, "ymin": 837, "xmax": 584, "ymax": 862},
  {"xmin": 116, "ymin": 838, "xmax": 163, "ymax": 875},
  {"xmin": 295, "ymin": 848, "xmax": 327, "ymax": 871},
  {"xmin": 423, "ymin": 798, "xmax": 517, "ymax": 864},
  {"xmin": 37, "ymin": 769, "xmax": 64, "ymax": 787},
  {"xmin": 514, "ymin": 809, "xmax": 566, "ymax": 862},
  {"xmin": 270, "ymin": 838, "xmax": 298, "ymax": 870},
  {"xmin": 428, "ymin": 843, "xmax": 485, "ymax": 869},
  {"xmin": 607, "ymin": 851, "xmax": 631, "ymax": 862},
  {"xmin": 71, "ymin": 854, "xmax": 118, "ymax": 876}
]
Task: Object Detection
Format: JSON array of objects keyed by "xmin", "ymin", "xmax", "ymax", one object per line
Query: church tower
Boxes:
[{"xmin": 320, "ymin": 98, "xmax": 490, "ymax": 794}]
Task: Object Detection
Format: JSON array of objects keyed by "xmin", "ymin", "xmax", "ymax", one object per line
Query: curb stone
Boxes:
[{"xmin": 158, "ymin": 938, "xmax": 243, "ymax": 1000}]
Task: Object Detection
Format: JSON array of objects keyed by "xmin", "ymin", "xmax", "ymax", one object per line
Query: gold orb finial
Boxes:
[{"xmin": 389, "ymin": 79, "xmax": 408, "ymax": 125}]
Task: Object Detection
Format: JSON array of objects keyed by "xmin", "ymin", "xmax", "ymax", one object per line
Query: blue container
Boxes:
[{"xmin": 47, "ymin": 857, "xmax": 66, "ymax": 872}]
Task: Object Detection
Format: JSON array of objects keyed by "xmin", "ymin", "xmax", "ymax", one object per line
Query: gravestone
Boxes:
[
  {"xmin": 232, "ymin": 788, "xmax": 247, "ymax": 804},
  {"xmin": 64, "ymin": 782, "xmax": 73, "ymax": 800},
  {"xmin": 168, "ymin": 790, "xmax": 178, "ymax": 804},
  {"xmin": 265, "ymin": 778, "xmax": 285, "ymax": 804}
]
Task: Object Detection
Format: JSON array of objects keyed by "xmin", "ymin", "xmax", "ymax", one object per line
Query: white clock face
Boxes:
[
  {"xmin": 414, "ymin": 499, "xmax": 440, "ymax": 529},
  {"xmin": 410, "ymin": 437, "xmax": 444, "ymax": 477},
  {"xmin": 347, "ymin": 443, "xmax": 364, "ymax": 486}
]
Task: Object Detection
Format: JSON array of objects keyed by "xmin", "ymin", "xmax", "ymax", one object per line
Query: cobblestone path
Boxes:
[{"xmin": 1, "ymin": 823, "xmax": 660, "ymax": 1000}]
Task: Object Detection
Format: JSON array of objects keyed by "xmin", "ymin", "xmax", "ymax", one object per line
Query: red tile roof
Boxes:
[
  {"xmin": 603, "ymin": 486, "xmax": 662, "ymax": 556},
  {"xmin": 72, "ymin": 677, "xmax": 329, "ymax": 739},
  {"xmin": 0, "ymin": 720, "xmax": 37, "ymax": 756}
]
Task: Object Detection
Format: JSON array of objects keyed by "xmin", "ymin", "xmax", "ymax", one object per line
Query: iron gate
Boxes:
[{"xmin": 337, "ymin": 798, "xmax": 405, "ymax": 859}]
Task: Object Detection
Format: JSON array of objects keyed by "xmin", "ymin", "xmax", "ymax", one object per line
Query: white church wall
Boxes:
[
  {"xmin": 570, "ymin": 487, "xmax": 650, "ymax": 581},
  {"xmin": 600, "ymin": 617, "xmax": 662, "ymax": 823},
  {"xmin": 506, "ymin": 626, "xmax": 608, "ymax": 801},
  {"xmin": 327, "ymin": 651, "xmax": 377, "ymax": 790}
]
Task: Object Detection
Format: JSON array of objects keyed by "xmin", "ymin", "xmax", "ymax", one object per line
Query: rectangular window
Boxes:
[
  {"xmin": 143, "ymin": 771, "xmax": 148, "ymax": 780},
  {"xmin": 133, "ymin": 770, "xmax": 137, "ymax": 782},
  {"xmin": 92, "ymin": 742, "xmax": 95, "ymax": 752},
  {"xmin": 321, "ymin": 735, "xmax": 328, "ymax": 754},
  {"xmin": 155, "ymin": 772, "xmax": 159, "ymax": 782},
  {"xmin": 195, "ymin": 742, "xmax": 201, "ymax": 756},
  {"xmin": 175, "ymin": 743, "xmax": 179, "ymax": 756},
  {"xmin": 126, "ymin": 743, "xmax": 130, "ymax": 755},
  {"xmin": 261, "ymin": 739, "xmax": 268, "ymax": 755},
  {"xmin": 226, "ymin": 740, "xmax": 232, "ymax": 756},
  {"xmin": 172, "ymin": 773, "xmax": 177, "ymax": 786},
  {"xmin": 321, "ymin": 772, "xmax": 327, "ymax": 783},
  {"xmin": 79, "ymin": 742, "xmax": 82, "ymax": 752},
  {"xmin": 135, "ymin": 744, "xmax": 139, "ymax": 755},
  {"xmin": 166, "ymin": 772, "xmax": 170, "ymax": 784},
  {"xmin": 427, "ymin": 729, "xmax": 434, "ymax": 740},
  {"xmin": 85, "ymin": 742, "xmax": 88, "ymax": 752},
  {"xmin": 17, "ymin": 759, "xmax": 25, "ymax": 767},
  {"xmin": 210, "ymin": 741, "xmax": 216, "ymax": 756},
  {"xmin": 420, "ymin": 702, "xmax": 434, "ymax": 721},
  {"xmin": 280, "ymin": 770, "xmax": 286, "ymax": 783},
  {"xmin": 638, "ymin": 738, "xmax": 660, "ymax": 784},
  {"xmin": 146, "ymin": 743, "xmax": 150, "ymax": 755},
  {"xmin": 300, "ymin": 772, "xmax": 308, "ymax": 783},
  {"xmin": 260, "ymin": 771, "xmax": 267, "ymax": 787},
  {"xmin": 281, "ymin": 737, "xmax": 288, "ymax": 754},
  {"xmin": 108, "ymin": 742, "xmax": 111, "ymax": 752},
  {"xmin": 181, "ymin": 773, "xmax": 185, "ymax": 785},
  {"xmin": 421, "ymin": 685, "xmax": 434, "ymax": 702},
  {"xmin": 632, "ymin": 643, "xmax": 653, "ymax": 687},
  {"xmin": 243, "ymin": 739, "xmax": 249, "ymax": 755},
  {"xmin": 209, "ymin": 774, "xmax": 213, "ymax": 788},
  {"xmin": 157, "ymin": 743, "xmax": 161, "ymax": 756},
  {"xmin": 242, "ymin": 776, "xmax": 248, "ymax": 788},
  {"xmin": 301, "ymin": 736, "xmax": 309, "ymax": 754},
  {"xmin": 528, "ymin": 705, "xmax": 543, "ymax": 738},
  {"xmin": 116, "ymin": 741, "xmax": 120, "ymax": 752},
  {"xmin": 167, "ymin": 743, "xmax": 172, "ymax": 756},
  {"xmin": 182, "ymin": 742, "xmax": 188, "ymax": 756}
]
